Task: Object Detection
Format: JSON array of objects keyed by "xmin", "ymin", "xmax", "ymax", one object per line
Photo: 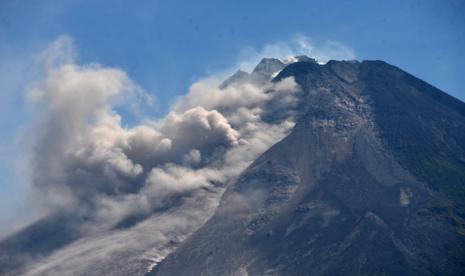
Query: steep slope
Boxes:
[
  {"xmin": 151, "ymin": 59, "xmax": 465, "ymax": 275},
  {"xmin": 0, "ymin": 213, "xmax": 81, "ymax": 275}
]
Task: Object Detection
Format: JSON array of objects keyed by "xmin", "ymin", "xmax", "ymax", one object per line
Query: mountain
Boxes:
[
  {"xmin": 1, "ymin": 56, "xmax": 464, "ymax": 276},
  {"xmin": 220, "ymin": 57, "xmax": 287, "ymax": 88},
  {"xmin": 150, "ymin": 58, "xmax": 465, "ymax": 275}
]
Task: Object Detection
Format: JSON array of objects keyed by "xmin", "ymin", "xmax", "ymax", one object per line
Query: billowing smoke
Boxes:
[
  {"xmin": 29, "ymin": 49, "xmax": 299, "ymax": 221},
  {"xmin": 11, "ymin": 35, "xmax": 301, "ymax": 274},
  {"xmin": 4, "ymin": 34, "xmax": 355, "ymax": 275}
]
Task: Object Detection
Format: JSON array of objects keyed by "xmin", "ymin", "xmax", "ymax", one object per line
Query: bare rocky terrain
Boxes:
[
  {"xmin": 2, "ymin": 57, "xmax": 464, "ymax": 276},
  {"xmin": 151, "ymin": 58, "xmax": 465, "ymax": 275}
]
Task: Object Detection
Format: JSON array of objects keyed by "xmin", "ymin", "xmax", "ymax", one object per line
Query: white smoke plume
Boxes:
[
  {"xmin": 1, "ymin": 34, "xmax": 355, "ymax": 275},
  {"xmin": 235, "ymin": 34, "xmax": 356, "ymax": 71}
]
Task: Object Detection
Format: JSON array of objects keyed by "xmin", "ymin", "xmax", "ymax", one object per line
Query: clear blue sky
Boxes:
[{"xmin": 0, "ymin": 0, "xmax": 464, "ymax": 229}]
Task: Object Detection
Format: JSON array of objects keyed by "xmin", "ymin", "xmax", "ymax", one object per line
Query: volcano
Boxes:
[
  {"xmin": 150, "ymin": 58, "xmax": 465, "ymax": 275},
  {"xmin": 2, "ymin": 57, "xmax": 465, "ymax": 276}
]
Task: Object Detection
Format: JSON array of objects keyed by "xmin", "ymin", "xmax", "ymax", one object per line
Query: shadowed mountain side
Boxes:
[{"xmin": 151, "ymin": 59, "xmax": 465, "ymax": 275}]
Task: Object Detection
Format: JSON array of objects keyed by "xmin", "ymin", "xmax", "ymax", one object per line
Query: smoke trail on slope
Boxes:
[{"xmin": 4, "ymin": 34, "xmax": 355, "ymax": 275}]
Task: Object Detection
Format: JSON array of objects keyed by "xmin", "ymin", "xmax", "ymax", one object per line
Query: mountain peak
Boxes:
[
  {"xmin": 252, "ymin": 58, "xmax": 285, "ymax": 76},
  {"xmin": 219, "ymin": 69, "xmax": 249, "ymax": 89},
  {"xmin": 151, "ymin": 58, "xmax": 465, "ymax": 276}
]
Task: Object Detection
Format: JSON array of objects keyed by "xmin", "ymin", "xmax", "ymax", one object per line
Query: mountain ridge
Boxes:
[
  {"xmin": 1, "ymin": 56, "xmax": 464, "ymax": 276},
  {"xmin": 150, "ymin": 57, "xmax": 465, "ymax": 275}
]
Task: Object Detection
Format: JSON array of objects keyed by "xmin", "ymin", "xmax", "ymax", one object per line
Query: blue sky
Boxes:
[
  {"xmin": 2, "ymin": 1, "xmax": 464, "ymax": 105},
  {"xmin": 0, "ymin": 0, "xmax": 464, "ymax": 233}
]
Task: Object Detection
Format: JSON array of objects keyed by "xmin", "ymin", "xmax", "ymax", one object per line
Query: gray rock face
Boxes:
[
  {"xmin": 220, "ymin": 58, "xmax": 286, "ymax": 88},
  {"xmin": 252, "ymin": 58, "xmax": 285, "ymax": 77},
  {"xmin": 250, "ymin": 58, "xmax": 286, "ymax": 85},
  {"xmin": 219, "ymin": 70, "xmax": 250, "ymax": 89},
  {"xmin": 151, "ymin": 60, "xmax": 465, "ymax": 275}
]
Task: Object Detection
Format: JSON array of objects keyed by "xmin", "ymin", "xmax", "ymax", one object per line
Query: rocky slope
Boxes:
[
  {"xmin": 1, "ymin": 56, "xmax": 464, "ymax": 276},
  {"xmin": 150, "ymin": 59, "xmax": 465, "ymax": 275}
]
